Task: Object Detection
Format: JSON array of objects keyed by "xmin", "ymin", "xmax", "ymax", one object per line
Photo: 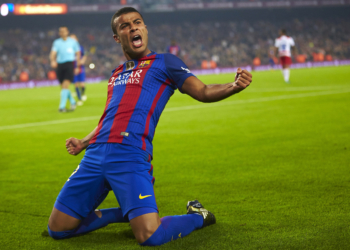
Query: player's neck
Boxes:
[
  {"xmin": 61, "ymin": 37, "xmax": 68, "ymax": 41},
  {"xmin": 124, "ymin": 48, "xmax": 152, "ymax": 61}
]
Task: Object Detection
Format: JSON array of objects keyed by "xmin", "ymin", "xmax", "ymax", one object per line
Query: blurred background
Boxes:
[{"xmin": 0, "ymin": 0, "xmax": 349, "ymax": 85}]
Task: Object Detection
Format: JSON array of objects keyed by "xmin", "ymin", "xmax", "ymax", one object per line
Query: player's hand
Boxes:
[
  {"xmin": 66, "ymin": 137, "xmax": 85, "ymax": 156},
  {"xmin": 74, "ymin": 68, "xmax": 80, "ymax": 75},
  {"xmin": 51, "ymin": 61, "xmax": 58, "ymax": 69},
  {"xmin": 233, "ymin": 68, "xmax": 252, "ymax": 91}
]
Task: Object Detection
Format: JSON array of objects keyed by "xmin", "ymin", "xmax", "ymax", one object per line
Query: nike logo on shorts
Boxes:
[{"xmin": 139, "ymin": 194, "xmax": 152, "ymax": 199}]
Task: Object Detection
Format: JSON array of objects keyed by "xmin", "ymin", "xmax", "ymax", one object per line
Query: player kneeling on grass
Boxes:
[{"xmin": 47, "ymin": 7, "xmax": 252, "ymax": 246}]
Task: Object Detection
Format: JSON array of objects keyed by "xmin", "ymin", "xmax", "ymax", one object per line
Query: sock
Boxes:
[
  {"xmin": 283, "ymin": 69, "xmax": 290, "ymax": 82},
  {"xmin": 286, "ymin": 69, "xmax": 290, "ymax": 82},
  {"xmin": 141, "ymin": 214, "xmax": 203, "ymax": 246},
  {"xmin": 81, "ymin": 86, "xmax": 85, "ymax": 95},
  {"xmin": 67, "ymin": 90, "xmax": 76, "ymax": 105},
  {"xmin": 75, "ymin": 87, "xmax": 82, "ymax": 100},
  {"xmin": 48, "ymin": 226, "xmax": 75, "ymax": 239},
  {"xmin": 59, "ymin": 89, "xmax": 69, "ymax": 109},
  {"xmin": 74, "ymin": 208, "xmax": 128, "ymax": 235},
  {"xmin": 48, "ymin": 208, "xmax": 128, "ymax": 240}
]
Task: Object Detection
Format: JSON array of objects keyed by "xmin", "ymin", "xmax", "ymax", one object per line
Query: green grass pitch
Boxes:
[{"xmin": 0, "ymin": 66, "xmax": 350, "ymax": 249}]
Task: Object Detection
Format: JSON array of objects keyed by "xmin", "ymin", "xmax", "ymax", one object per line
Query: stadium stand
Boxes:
[
  {"xmin": 12, "ymin": 0, "xmax": 296, "ymax": 3},
  {"xmin": 0, "ymin": 18, "xmax": 349, "ymax": 83}
]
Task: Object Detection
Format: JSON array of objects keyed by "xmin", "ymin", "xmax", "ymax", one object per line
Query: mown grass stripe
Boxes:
[{"xmin": 0, "ymin": 89, "xmax": 349, "ymax": 131}]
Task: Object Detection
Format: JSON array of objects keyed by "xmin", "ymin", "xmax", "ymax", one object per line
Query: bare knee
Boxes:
[
  {"xmin": 134, "ymin": 227, "xmax": 157, "ymax": 243},
  {"xmin": 48, "ymin": 207, "xmax": 81, "ymax": 232},
  {"xmin": 130, "ymin": 213, "xmax": 161, "ymax": 243},
  {"xmin": 61, "ymin": 80, "xmax": 70, "ymax": 89}
]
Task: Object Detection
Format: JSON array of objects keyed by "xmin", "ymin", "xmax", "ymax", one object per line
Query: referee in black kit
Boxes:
[{"xmin": 50, "ymin": 26, "xmax": 81, "ymax": 112}]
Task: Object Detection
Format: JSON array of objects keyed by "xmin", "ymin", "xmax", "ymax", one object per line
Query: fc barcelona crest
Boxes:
[
  {"xmin": 139, "ymin": 60, "xmax": 151, "ymax": 68},
  {"xmin": 126, "ymin": 61, "xmax": 135, "ymax": 71}
]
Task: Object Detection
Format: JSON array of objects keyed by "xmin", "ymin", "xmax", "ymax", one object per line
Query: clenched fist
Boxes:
[
  {"xmin": 66, "ymin": 137, "xmax": 85, "ymax": 156},
  {"xmin": 233, "ymin": 68, "xmax": 252, "ymax": 91}
]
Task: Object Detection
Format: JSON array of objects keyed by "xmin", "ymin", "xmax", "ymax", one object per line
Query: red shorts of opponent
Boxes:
[{"xmin": 280, "ymin": 56, "xmax": 292, "ymax": 67}]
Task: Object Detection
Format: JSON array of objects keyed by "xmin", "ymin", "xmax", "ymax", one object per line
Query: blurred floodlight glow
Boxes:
[
  {"xmin": 7, "ymin": 3, "xmax": 14, "ymax": 12},
  {"xmin": 14, "ymin": 4, "xmax": 67, "ymax": 15},
  {"xmin": 1, "ymin": 4, "xmax": 9, "ymax": 16},
  {"xmin": 89, "ymin": 63, "xmax": 95, "ymax": 69}
]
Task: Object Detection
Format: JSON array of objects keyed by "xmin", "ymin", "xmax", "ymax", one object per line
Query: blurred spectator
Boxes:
[
  {"xmin": 326, "ymin": 54, "xmax": 333, "ymax": 61},
  {"xmin": 19, "ymin": 71, "xmax": 29, "ymax": 82},
  {"xmin": 253, "ymin": 57, "xmax": 261, "ymax": 67},
  {"xmin": 296, "ymin": 54, "xmax": 307, "ymax": 63},
  {"xmin": 167, "ymin": 40, "xmax": 181, "ymax": 57}
]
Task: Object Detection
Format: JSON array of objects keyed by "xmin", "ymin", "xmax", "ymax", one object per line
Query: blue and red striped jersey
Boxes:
[
  {"xmin": 90, "ymin": 51, "xmax": 194, "ymax": 157},
  {"xmin": 167, "ymin": 45, "xmax": 180, "ymax": 57}
]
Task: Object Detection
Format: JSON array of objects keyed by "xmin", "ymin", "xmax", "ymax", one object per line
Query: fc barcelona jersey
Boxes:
[{"xmin": 90, "ymin": 52, "xmax": 194, "ymax": 157}]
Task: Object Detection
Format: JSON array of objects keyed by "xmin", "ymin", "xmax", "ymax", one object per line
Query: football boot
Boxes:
[{"xmin": 187, "ymin": 200, "xmax": 216, "ymax": 228}]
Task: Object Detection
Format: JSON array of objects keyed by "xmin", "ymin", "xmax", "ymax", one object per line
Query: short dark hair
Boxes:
[
  {"xmin": 111, "ymin": 7, "xmax": 143, "ymax": 35},
  {"xmin": 281, "ymin": 29, "xmax": 287, "ymax": 35}
]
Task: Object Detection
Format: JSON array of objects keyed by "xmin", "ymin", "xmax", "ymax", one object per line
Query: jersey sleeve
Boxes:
[
  {"xmin": 164, "ymin": 53, "xmax": 195, "ymax": 93},
  {"xmin": 290, "ymin": 38, "xmax": 295, "ymax": 47}
]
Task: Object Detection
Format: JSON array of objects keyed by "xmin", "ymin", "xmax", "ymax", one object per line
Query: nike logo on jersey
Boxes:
[{"xmin": 139, "ymin": 194, "xmax": 152, "ymax": 199}]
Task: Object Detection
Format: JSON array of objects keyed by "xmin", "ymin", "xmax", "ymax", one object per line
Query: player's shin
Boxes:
[
  {"xmin": 75, "ymin": 87, "xmax": 82, "ymax": 100},
  {"xmin": 282, "ymin": 68, "xmax": 291, "ymax": 82},
  {"xmin": 67, "ymin": 90, "xmax": 76, "ymax": 105},
  {"xmin": 59, "ymin": 89, "xmax": 69, "ymax": 109},
  {"xmin": 48, "ymin": 208, "xmax": 128, "ymax": 240},
  {"xmin": 73, "ymin": 208, "xmax": 128, "ymax": 235},
  {"xmin": 140, "ymin": 214, "xmax": 203, "ymax": 246}
]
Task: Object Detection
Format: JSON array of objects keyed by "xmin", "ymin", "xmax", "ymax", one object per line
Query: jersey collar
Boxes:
[{"xmin": 138, "ymin": 50, "xmax": 156, "ymax": 60}]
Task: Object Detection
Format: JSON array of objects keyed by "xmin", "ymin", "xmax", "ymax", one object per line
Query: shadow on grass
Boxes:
[
  {"xmin": 41, "ymin": 223, "xmax": 224, "ymax": 249},
  {"xmin": 41, "ymin": 227, "xmax": 138, "ymax": 248}
]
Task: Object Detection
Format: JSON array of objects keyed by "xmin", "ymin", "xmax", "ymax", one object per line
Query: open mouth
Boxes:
[{"xmin": 132, "ymin": 35, "xmax": 142, "ymax": 48}]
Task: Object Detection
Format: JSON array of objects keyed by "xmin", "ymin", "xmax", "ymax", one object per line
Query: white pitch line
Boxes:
[
  {"xmin": 0, "ymin": 116, "xmax": 100, "ymax": 131},
  {"xmin": 75, "ymin": 85, "xmax": 349, "ymax": 98},
  {"xmin": 0, "ymin": 89, "xmax": 349, "ymax": 131},
  {"xmin": 165, "ymin": 89, "xmax": 350, "ymax": 112},
  {"xmin": 246, "ymin": 85, "xmax": 348, "ymax": 92}
]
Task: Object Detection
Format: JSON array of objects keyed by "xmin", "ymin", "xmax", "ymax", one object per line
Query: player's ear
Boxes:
[{"xmin": 113, "ymin": 34, "xmax": 121, "ymax": 44}]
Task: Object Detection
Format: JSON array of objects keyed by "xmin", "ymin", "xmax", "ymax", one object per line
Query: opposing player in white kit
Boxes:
[{"xmin": 274, "ymin": 29, "xmax": 296, "ymax": 83}]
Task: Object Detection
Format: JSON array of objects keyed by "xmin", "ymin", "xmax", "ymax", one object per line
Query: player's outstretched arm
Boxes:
[
  {"xmin": 75, "ymin": 51, "xmax": 81, "ymax": 67},
  {"xmin": 49, "ymin": 50, "xmax": 58, "ymax": 69},
  {"xmin": 65, "ymin": 126, "xmax": 97, "ymax": 156},
  {"xmin": 181, "ymin": 68, "xmax": 252, "ymax": 103}
]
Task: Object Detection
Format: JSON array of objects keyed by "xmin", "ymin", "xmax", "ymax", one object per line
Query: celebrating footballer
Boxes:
[{"xmin": 47, "ymin": 7, "xmax": 252, "ymax": 246}]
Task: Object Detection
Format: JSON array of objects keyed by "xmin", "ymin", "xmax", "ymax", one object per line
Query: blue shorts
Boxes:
[
  {"xmin": 56, "ymin": 143, "xmax": 157, "ymax": 219},
  {"xmin": 73, "ymin": 71, "xmax": 85, "ymax": 83}
]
